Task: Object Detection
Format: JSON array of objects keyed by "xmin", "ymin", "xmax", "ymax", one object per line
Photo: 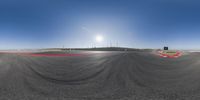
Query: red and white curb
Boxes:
[{"xmin": 157, "ymin": 51, "xmax": 182, "ymax": 58}]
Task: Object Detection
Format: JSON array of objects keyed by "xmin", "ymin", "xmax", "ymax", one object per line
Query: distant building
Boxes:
[{"xmin": 164, "ymin": 46, "xmax": 168, "ymax": 50}]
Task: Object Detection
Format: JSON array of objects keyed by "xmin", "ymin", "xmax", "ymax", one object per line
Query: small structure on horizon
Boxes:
[{"xmin": 164, "ymin": 46, "xmax": 168, "ymax": 50}]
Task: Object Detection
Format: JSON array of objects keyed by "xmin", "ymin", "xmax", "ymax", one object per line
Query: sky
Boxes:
[{"xmin": 0, "ymin": 0, "xmax": 200, "ymax": 49}]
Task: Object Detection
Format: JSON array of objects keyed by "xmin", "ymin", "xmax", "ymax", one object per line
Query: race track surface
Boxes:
[{"xmin": 0, "ymin": 51, "xmax": 200, "ymax": 100}]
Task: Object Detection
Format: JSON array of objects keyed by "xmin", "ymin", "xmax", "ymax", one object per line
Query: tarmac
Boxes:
[{"xmin": 0, "ymin": 51, "xmax": 200, "ymax": 100}]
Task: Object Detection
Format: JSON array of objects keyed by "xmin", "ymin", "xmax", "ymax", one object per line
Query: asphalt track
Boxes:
[{"xmin": 0, "ymin": 51, "xmax": 200, "ymax": 100}]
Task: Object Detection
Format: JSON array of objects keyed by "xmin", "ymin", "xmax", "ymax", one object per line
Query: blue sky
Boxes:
[{"xmin": 0, "ymin": 0, "xmax": 200, "ymax": 49}]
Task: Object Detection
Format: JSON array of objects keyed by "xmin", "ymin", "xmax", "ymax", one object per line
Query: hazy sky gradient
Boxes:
[{"xmin": 0, "ymin": 0, "xmax": 200, "ymax": 49}]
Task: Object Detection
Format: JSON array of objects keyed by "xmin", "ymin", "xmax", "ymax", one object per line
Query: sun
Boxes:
[{"xmin": 95, "ymin": 35, "xmax": 104, "ymax": 42}]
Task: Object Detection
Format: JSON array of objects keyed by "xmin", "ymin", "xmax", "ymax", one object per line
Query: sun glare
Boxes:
[{"xmin": 95, "ymin": 35, "xmax": 104, "ymax": 42}]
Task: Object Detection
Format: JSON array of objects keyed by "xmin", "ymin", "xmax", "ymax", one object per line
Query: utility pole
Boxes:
[
  {"xmin": 62, "ymin": 45, "xmax": 65, "ymax": 50},
  {"xmin": 110, "ymin": 41, "xmax": 112, "ymax": 47}
]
